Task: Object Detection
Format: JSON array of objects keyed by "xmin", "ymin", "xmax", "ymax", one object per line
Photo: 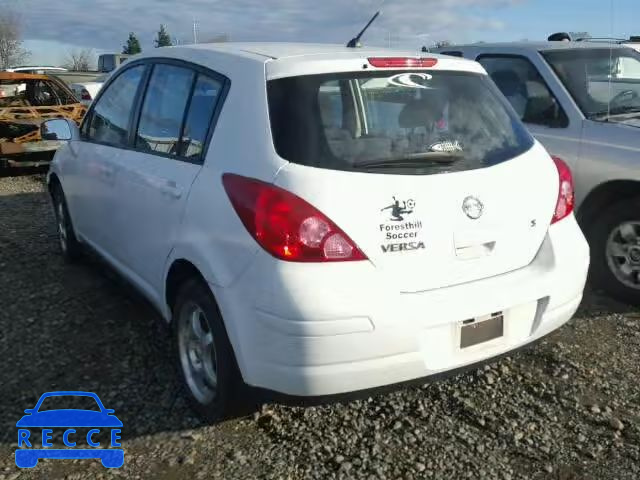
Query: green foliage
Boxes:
[
  {"xmin": 123, "ymin": 32, "xmax": 142, "ymax": 55},
  {"xmin": 155, "ymin": 25, "xmax": 173, "ymax": 48}
]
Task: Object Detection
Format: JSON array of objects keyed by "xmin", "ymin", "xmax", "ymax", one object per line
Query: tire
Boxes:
[
  {"xmin": 172, "ymin": 278, "xmax": 245, "ymax": 422},
  {"xmin": 588, "ymin": 198, "xmax": 640, "ymax": 305},
  {"xmin": 51, "ymin": 184, "xmax": 83, "ymax": 263}
]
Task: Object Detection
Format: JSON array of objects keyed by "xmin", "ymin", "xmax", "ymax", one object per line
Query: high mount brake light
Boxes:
[
  {"xmin": 222, "ymin": 174, "xmax": 367, "ymax": 263},
  {"xmin": 368, "ymin": 57, "xmax": 438, "ymax": 68},
  {"xmin": 551, "ymin": 156, "xmax": 574, "ymax": 224}
]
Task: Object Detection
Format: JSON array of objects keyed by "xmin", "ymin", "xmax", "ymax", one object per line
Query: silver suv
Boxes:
[{"xmin": 435, "ymin": 42, "xmax": 640, "ymax": 305}]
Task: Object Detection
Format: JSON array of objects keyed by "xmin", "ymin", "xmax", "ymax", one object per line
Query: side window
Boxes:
[
  {"xmin": 180, "ymin": 74, "xmax": 223, "ymax": 158},
  {"xmin": 87, "ymin": 65, "xmax": 145, "ymax": 147},
  {"xmin": 49, "ymin": 81, "xmax": 75, "ymax": 105},
  {"xmin": 477, "ymin": 55, "xmax": 568, "ymax": 128},
  {"xmin": 358, "ymin": 79, "xmax": 407, "ymax": 134},
  {"xmin": 318, "ymin": 80, "xmax": 344, "ymax": 130},
  {"xmin": 135, "ymin": 64, "xmax": 194, "ymax": 155},
  {"xmin": 29, "ymin": 81, "xmax": 57, "ymax": 106}
]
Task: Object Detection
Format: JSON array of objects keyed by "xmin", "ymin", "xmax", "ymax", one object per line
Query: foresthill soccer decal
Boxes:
[{"xmin": 379, "ymin": 197, "xmax": 425, "ymax": 253}]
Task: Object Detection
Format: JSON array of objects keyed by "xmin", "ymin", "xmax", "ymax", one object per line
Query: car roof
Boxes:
[
  {"xmin": 38, "ymin": 391, "xmax": 100, "ymax": 398},
  {"xmin": 131, "ymin": 42, "xmax": 486, "ymax": 79},
  {"xmin": 183, "ymin": 42, "xmax": 446, "ymax": 60},
  {"xmin": 7, "ymin": 66, "xmax": 67, "ymax": 71},
  {"xmin": 443, "ymin": 41, "xmax": 636, "ymax": 52},
  {"xmin": 0, "ymin": 72, "xmax": 52, "ymax": 81}
]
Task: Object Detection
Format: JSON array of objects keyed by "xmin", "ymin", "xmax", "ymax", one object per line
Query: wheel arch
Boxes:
[
  {"xmin": 47, "ymin": 172, "xmax": 61, "ymax": 196},
  {"xmin": 165, "ymin": 259, "xmax": 209, "ymax": 316},
  {"xmin": 164, "ymin": 257, "xmax": 249, "ymax": 378},
  {"xmin": 577, "ymin": 180, "xmax": 640, "ymax": 234}
]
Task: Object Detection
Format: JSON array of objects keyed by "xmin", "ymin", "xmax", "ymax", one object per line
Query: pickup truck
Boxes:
[{"xmin": 434, "ymin": 41, "xmax": 640, "ymax": 305}]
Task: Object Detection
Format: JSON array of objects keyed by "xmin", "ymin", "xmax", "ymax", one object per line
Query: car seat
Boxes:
[{"xmin": 490, "ymin": 70, "xmax": 528, "ymax": 119}]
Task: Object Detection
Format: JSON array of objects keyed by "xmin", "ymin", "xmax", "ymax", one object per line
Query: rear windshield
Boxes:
[{"xmin": 267, "ymin": 70, "xmax": 534, "ymax": 175}]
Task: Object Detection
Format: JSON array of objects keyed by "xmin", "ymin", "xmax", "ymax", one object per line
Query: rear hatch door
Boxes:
[{"xmin": 267, "ymin": 62, "xmax": 559, "ymax": 292}]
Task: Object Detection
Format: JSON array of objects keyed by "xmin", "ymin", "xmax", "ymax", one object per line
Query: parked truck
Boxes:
[{"xmin": 48, "ymin": 53, "xmax": 132, "ymax": 86}]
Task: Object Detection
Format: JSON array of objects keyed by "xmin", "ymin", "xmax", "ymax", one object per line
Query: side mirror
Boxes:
[
  {"xmin": 24, "ymin": 409, "xmax": 34, "ymax": 414},
  {"xmin": 41, "ymin": 118, "xmax": 75, "ymax": 141},
  {"xmin": 104, "ymin": 409, "xmax": 115, "ymax": 414}
]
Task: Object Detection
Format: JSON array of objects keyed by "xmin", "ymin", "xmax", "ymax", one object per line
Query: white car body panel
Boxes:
[
  {"xmin": 272, "ymin": 141, "xmax": 557, "ymax": 293},
  {"xmin": 5, "ymin": 66, "xmax": 67, "ymax": 74},
  {"xmin": 221, "ymin": 215, "xmax": 587, "ymax": 395},
  {"xmin": 48, "ymin": 42, "xmax": 590, "ymax": 396}
]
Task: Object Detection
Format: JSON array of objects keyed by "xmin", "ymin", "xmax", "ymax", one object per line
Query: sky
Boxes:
[{"xmin": 11, "ymin": 0, "xmax": 640, "ymax": 66}]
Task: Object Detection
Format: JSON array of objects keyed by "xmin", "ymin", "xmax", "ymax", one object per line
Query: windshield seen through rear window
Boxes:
[
  {"xmin": 267, "ymin": 70, "xmax": 534, "ymax": 175},
  {"xmin": 542, "ymin": 48, "xmax": 640, "ymax": 119}
]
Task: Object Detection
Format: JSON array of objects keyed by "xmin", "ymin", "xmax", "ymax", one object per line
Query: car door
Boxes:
[
  {"xmin": 108, "ymin": 62, "xmax": 226, "ymax": 297},
  {"xmin": 475, "ymin": 54, "xmax": 582, "ymax": 172},
  {"xmin": 64, "ymin": 65, "xmax": 147, "ymax": 253}
]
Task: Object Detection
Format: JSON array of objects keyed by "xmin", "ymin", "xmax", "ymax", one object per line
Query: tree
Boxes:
[
  {"xmin": 122, "ymin": 33, "xmax": 142, "ymax": 55},
  {"xmin": 64, "ymin": 48, "xmax": 95, "ymax": 71},
  {"xmin": 0, "ymin": 9, "xmax": 30, "ymax": 69},
  {"xmin": 154, "ymin": 24, "xmax": 173, "ymax": 47}
]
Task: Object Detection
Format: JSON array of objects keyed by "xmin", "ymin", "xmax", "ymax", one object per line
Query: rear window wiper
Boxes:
[{"xmin": 353, "ymin": 152, "xmax": 463, "ymax": 169}]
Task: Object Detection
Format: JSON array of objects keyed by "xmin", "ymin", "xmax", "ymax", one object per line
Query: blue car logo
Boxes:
[{"xmin": 16, "ymin": 391, "xmax": 124, "ymax": 468}]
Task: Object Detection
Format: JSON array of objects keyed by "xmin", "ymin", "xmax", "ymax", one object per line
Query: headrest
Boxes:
[
  {"xmin": 398, "ymin": 96, "xmax": 444, "ymax": 128},
  {"xmin": 491, "ymin": 70, "xmax": 525, "ymax": 97}
]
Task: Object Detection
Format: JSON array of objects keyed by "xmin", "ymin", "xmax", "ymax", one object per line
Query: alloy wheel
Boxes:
[
  {"xmin": 177, "ymin": 302, "xmax": 218, "ymax": 404},
  {"xmin": 606, "ymin": 221, "xmax": 640, "ymax": 290}
]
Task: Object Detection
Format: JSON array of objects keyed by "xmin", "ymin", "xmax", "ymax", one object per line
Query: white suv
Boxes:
[{"xmin": 44, "ymin": 43, "xmax": 590, "ymax": 420}]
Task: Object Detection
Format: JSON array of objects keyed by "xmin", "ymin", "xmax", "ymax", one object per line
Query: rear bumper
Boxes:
[{"xmin": 213, "ymin": 215, "xmax": 590, "ymax": 396}]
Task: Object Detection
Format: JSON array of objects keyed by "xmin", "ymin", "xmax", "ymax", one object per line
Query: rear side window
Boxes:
[
  {"xmin": 180, "ymin": 75, "xmax": 223, "ymax": 158},
  {"xmin": 87, "ymin": 65, "xmax": 145, "ymax": 147},
  {"xmin": 477, "ymin": 55, "xmax": 568, "ymax": 128},
  {"xmin": 135, "ymin": 64, "xmax": 195, "ymax": 155},
  {"xmin": 267, "ymin": 70, "xmax": 534, "ymax": 175}
]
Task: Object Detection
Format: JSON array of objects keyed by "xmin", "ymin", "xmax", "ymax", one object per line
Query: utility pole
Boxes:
[{"xmin": 192, "ymin": 18, "xmax": 199, "ymax": 44}]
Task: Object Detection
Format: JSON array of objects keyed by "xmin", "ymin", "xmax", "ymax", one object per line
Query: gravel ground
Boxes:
[{"xmin": 0, "ymin": 173, "xmax": 639, "ymax": 480}]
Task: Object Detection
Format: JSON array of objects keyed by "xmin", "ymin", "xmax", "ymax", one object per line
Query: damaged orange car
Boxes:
[{"xmin": 0, "ymin": 72, "xmax": 86, "ymax": 168}]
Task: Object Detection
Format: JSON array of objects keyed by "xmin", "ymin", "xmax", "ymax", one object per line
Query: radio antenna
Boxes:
[{"xmin": 346, "ymin": 0, "xmax": 385, "ymax": 48}]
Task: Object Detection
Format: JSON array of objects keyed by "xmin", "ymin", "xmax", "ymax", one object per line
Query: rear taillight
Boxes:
[
  {"xmin": 222, "ymin": 174, "xmax": 367, "ymax": 262},
  {"xmin": 551, "ymin": 156, "xmax": 574, "ymax": 224},
  {"xmin": 368, "ymin": 57, "xmax": 438, "ymax": 68},
  {"xmin": 81, "ymin": 89, "xmax": 91, "ymax": 101}
]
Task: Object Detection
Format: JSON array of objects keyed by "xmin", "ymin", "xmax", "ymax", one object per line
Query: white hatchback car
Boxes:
[{"xmin": 44, "ymin": 43, "xmax": 590, "ymax": 420}]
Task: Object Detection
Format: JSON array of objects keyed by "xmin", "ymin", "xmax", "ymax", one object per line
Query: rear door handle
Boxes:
[{"xmin": 161, "ymin": 180, "xmax": 182, "ymax": 199}]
